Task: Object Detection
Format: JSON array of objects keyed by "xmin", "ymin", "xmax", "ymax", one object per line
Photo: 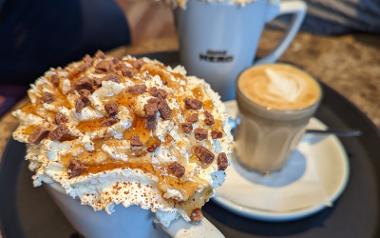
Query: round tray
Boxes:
[{"xmin": 1, "ymin": 52, "xmax": 380, "ymax": 238}]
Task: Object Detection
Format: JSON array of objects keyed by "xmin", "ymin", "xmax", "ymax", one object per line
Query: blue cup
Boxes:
[{"xmin": 176, "ymin": 0, "xmax": 306, "ymax": 100}]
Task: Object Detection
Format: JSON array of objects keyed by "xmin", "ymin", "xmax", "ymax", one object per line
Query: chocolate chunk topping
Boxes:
[
  {"xmin": 54, "ymin": 112, "xmax": 68, "ymax": 125},
  {"xmin": 150, "ymin": 87, "xmax": 168, "ymax": 99},
  {"xmin": 102, "ymin": 73, "xmax": 120, "ymax": 83},
  {"xmin": 184, "ymin": 98, "xmax": 202, "ymax": 110},
  {"xmin": 211, "ymin": 130, "xmax": 223, "ymax": 139},
  {"xmin": 28, "ymin": 127, "xmax": 50, "ymax": 144},
  {"xmin": 42, "ymin": 92, "xmax": 54, "ymax": 104},
  {"xmin": 204, "ymin": 111, "xmax": 215, "ymax": 126},
  {"xmin": 181, "ymin": 122, "xmax": 193, "ymax": 134},
  {"xmin": 95, "ymin": 60, "xmax": 112, "ymax": 73},
  {"xmin": 75, "ymin": 97, "xmax": 89, "ymax": 113},
  {"xmin": 118, "ymin": 64, "xmax": 133, "ymax": 77},
  {"xmin": 190, "ymin": 208, "xmax": 203, "ymax": 222},
  {"xmin": 49, "ymin": 125, "xmax": 75, "ymax": 142},
  {"xmin": 101, "ymin": 117, "xmax": 119, "ymax": 127},
  {"xmin": 74, "ymin": 77, "xmax": 93, "ymax": 92},
  {"xmin": 168, "ymin": 162, "xmax": 185, "ymax": 178},
  {"xmin": 128, "ymin": 84, "xmax": 147, "ymax": 95},
  {"xmin": 146, "ymin": 136, "xmax": 161, "ymax": 152},
  {"xmin": 146, "ymin": 117, "xmax": 157, "ymax": 131},
  {"xmin": 78, "ymin": 89, "xmax": 92, "ymax": 98},
  {"xmin": 95, "ymin": 50, "xmax": 106, "ymax": 59},
  {"xmin": 193, "ymin": 145, "xmax": 215, "ymax": 164},
  {"xmin": 144, "ymin": 100, "xmax": 159, "ymax": 117},
  {"xmin": 130, "ymin": 135, "xmax": 143, "ymax": 150},
  {"xmin": 186, "ymin": 113, "xmax": 198, "ymax": 123},
  {"xmin": 82, "ymin": 54, "xmax": 93, "ymax": 66},
  {"xmin": 194, "ymin": 128, "xmax": 208, "ymax": 141},
  {"xmin": 67, "ymin": 160, "xmax": 87, "ymax": 178},
  {"xmin": 217, "ymin": 152, "xmax": 228, "ymax": 171},
  {"xmin": 104, "ymin": 102, "xmax": 119, "ymax": 118},
  {"xmin": 132, "ymin": 59, "xmax": 145, "ymax": 70},
  {"xmin": 158, "ymin": 100, "xmax": 171, "ymax": 120},
  {"xmin": 50, "ymin": 74, "xmax": 60, "ymax": 87}
]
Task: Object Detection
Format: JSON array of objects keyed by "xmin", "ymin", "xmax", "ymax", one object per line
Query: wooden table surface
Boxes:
[{"xmin": 0, "ymin": 30, "xmax": 379, "ymax": 237}]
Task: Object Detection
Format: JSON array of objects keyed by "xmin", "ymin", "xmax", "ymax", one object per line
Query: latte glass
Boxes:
[{"xmin": 235, "ymin": 64, "xmax": 322, "ymax": 173}]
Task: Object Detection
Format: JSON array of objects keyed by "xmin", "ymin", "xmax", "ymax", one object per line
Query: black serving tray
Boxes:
[{"xmin": 1, "ymin": 52, "xmax": 380, "ymax": 238}]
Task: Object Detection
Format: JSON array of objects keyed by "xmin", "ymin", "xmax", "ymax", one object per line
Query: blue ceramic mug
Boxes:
[{"xmin": 175, "ymin": 0, "xmax": 306, "ymax": 100}]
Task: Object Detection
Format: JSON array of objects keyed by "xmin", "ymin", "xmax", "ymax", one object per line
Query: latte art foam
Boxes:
[{"xmin": 238, "ymin": 64, "xmax": 321, "ymax": 110}]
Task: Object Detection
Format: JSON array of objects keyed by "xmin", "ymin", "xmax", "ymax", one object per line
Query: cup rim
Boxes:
[{"xmin": 235, "ymin": 63, "xmax": 323, "ymax": 119}]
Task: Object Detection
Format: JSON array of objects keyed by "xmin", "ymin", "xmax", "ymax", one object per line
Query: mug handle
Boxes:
[{"xmin": 254, "ymin": 0, "xmax": 307, "ymax": 65}]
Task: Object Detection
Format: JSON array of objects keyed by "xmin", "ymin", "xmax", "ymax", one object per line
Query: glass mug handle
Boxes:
[{"xmin": 254, "ymin": 0, "xmax": 307, "ymax": 65}]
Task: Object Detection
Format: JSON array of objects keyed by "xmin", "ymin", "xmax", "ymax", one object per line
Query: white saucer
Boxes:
[{"xmin": 213, "ymin": 100, "xmax": 350, "ymax": 222}]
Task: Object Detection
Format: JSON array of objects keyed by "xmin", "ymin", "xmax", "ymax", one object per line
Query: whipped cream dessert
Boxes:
[{"xmin": 12, "ymin": 51, "xmax": 233, "ymax": 226}]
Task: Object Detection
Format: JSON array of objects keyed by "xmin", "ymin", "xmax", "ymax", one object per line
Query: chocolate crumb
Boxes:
[
  {"xmin": 50, "ymin": 74, "xmax": 60, "ymax": 87},
  {"xmin": 184, "ymin": 98, "xmax": 202, "ymax": 110},
  {"xmin": 145, "ymin": 117, "xmax": 157, "ymax": 131},
  {"xmin": 181, "ymin": 122, "xmax": 193, "ymax": 134},
  {"xmin": 128, "ymin": 84, "xmax": 147, "ymax": 95},
  {"xmin": 75, "ymin": 97, "xmax": 89, "ymax": 113},
  {"xmin": 204, "ymin": 111, "xmax": 215, "ymax": 126},
  {"xmin": 168, "ymin": 162, "xmax": 185, "ymax": 178},
  {"xmin": 101, "ymin": 117, "xmax": 119, "ymax": 127},
  {"xmin": 42, "ymin": 92, "xmax": 54, "ymax": 104},
  {"xmin": 144, "ymin": 100, "xmax": 159, "ymax": 117},
  {"xmin": 150, "ymin": 87, "xmax": 168, "ymax": 99},
  {"xmin": 211, "ymin": 130, "xmax": 223, "ymax": 139},
  {"xmin": 54, "ymin": 112, "xmax": 68, "ymax": 125},
  {"xmin": 67, "ymin": 160, "xmax": 87, "ymax": 178},
  {"xmin": 95, "ymin": 50, "xmax": 105, "ymax": 59},
  {"xmin": 28, "ymin": 127, "xmax": 50, "ymax": 144},
  {"xmin": 190, "ymin": 208, "xmax": 203, "ymax": 222},
  {"xmin": 74, "ymin": 77, "xmax": 93, "ymax": 92},
  {"xmin": 130, "ymin": 135, "xmax": 143, "ymax": 147},
  {"xmin": 186, "ymin": 113, "xmax": 198, "ymax": 123},
  {"xmin": 217, "ymin": 152, "xmax": 228, "ymax": 170},
  {"xmin": 102, "ymin": 73, "xmax": 120, "ymax": 83},
  {"xmin": 49, "ymin": 125, "xmax": 75, "ymax": 142},
  {"xmin": 158, "ymin": 100, "xmax": 171, "ymax": 120},
  {"xmin": 118, "ymin": 63, "xmax": 133, "ymax": 77},
  {"xmin": 194, "ymin": 128, "xmax": 208, "ymax": 141},
  {"xmin": 132, "ymin": 59, "xmax": 145, "ymax": 70},
  {"xmin": 78, "ymin": 89, "xmax": 92, "ymax": 98},
  {"xmin": 193, "ymin": 145, "xmax": 215, "ymax": 164},
  {"xmin": 104, "ymin": 102, "xmax": 119, "ymax": 118},
  {"xmin": 95, "ymin": 60, "xmax": 112, "ymax": 73},
  {"xmin": 146, "ymin": 136, "xmax": 161, "ymax": 152}
]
